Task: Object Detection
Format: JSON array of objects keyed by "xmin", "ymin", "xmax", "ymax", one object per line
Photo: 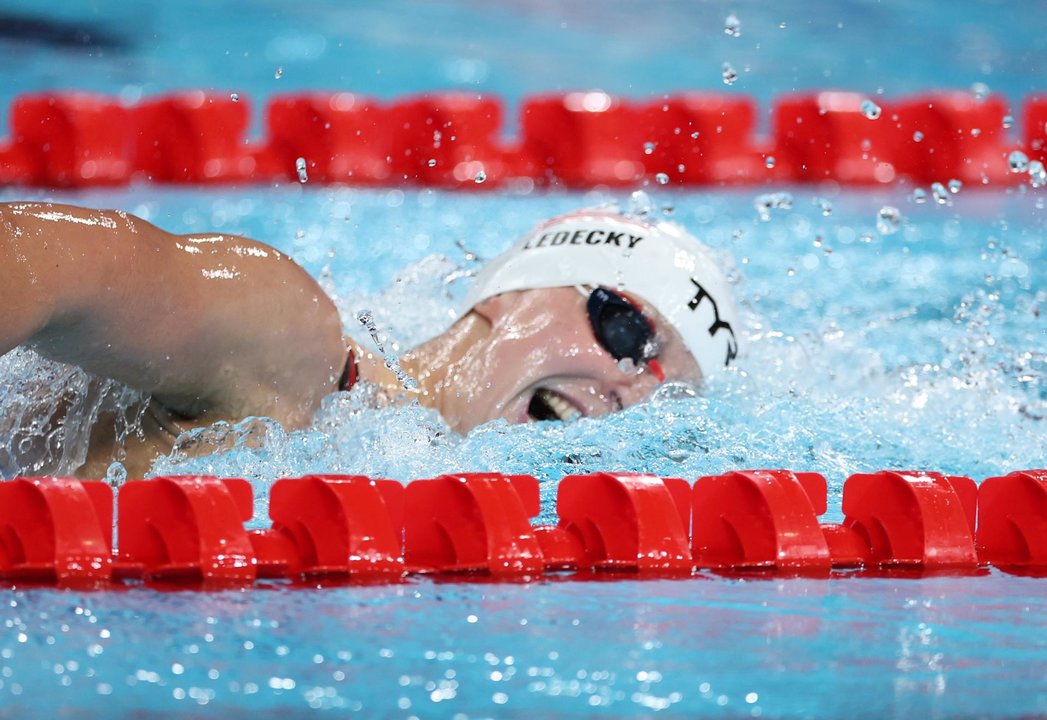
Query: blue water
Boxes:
[{"xmin": 1, "ymin": 1, "xmax": 1046, "ymax": 718}]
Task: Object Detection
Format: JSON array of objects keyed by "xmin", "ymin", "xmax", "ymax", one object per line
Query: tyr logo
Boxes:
[{"xmin": 687, "ymin": 279, "xmax": 738, "ymax": 366}]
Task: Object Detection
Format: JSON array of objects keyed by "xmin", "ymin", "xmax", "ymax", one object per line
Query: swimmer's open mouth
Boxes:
[{"xmin": 527, "ymin": 388, "xmax": 582, "ymax": 422}]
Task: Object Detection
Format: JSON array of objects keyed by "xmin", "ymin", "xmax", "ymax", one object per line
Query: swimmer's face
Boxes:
[{"xmin": 434, "ymin": 287, "xmax": 702, "ymax": 431}]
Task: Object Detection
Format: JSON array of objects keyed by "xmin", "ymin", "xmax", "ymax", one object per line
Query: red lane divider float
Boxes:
[
  {"xmin": 1, "ymin": 90, "xmax": 1044, "ymax": 189},
  {"xmin": 0, "ymin": 469, "xmax": 1045, "ymax": 588}
]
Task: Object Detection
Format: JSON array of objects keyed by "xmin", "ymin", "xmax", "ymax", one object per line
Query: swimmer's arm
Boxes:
[{"xmin": 0, "ymin": 202, "xmax": 346, "ymax": 427}]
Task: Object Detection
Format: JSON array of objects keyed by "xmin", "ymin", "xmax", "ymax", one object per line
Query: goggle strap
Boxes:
[{"xmin": 647, "ymin": 357, "xmax": 666, "ymax": 383}]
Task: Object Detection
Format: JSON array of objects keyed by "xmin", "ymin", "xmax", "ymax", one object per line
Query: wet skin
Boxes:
[{"xmin": 0, "ymin": 202, "xmax": 700, "ymax": 478}]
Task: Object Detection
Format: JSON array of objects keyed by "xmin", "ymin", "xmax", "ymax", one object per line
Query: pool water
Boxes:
[{"xmin": 1, "ymin": 0, "xmax": 1046, "ymax": 717}]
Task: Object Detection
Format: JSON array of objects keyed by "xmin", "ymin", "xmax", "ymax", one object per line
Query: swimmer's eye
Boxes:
[{"xmin": 584, "ymin": 286, "xmax": 665, "ymax": 381}]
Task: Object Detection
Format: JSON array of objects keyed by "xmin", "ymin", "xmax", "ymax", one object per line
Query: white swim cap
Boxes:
[{"xmin": 465, "ymin": 209, "xmax": 740, "ymax": 377}]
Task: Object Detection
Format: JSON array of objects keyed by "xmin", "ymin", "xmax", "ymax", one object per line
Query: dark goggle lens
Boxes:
[{"xmin": 586, "ymin": 288, "xmax": 655, "ymax": 363}]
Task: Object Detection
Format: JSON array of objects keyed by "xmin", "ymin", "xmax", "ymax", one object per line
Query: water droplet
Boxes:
[
  {"xmin": 473, "ymin": 169, "xmax": 487, "ymax": 184},
  {"xmin": 295, "ymin": 157, "xmax": 308, "ymax": 183},
  {"xmin": 970, "ymin": 82, "xmax": 989, "ymax": 101},
  {"xmin": 876, "ymin": 205, "xmax": 902, "ymax": 235},
  {"xmin": 724, "ymin": 12, "xmax": 741, "ymax": 37},
  {"xmin": 815, "ymin": 197, "xmax": 833, "ymax": 216},
  {"xmin": 1029, "ymin": 160, "xmax": 1047, "ymax": 188},
  {"xmin": 765, "ymin": 156, "xmax": 776, "ymax": 169},
  {"xmin": 931, "ymin": 182, "xmax": 950, "ymax": 205},
  {"xmin": 1008, "ymin": 150, "xmax": 1030, "ymax": 173},
  {"xmin": 274, "ymin": 66, "xmax": 284, "ymax": 80},
  {"xmin": 655, "ymin": 172, "xmax": 670, "ymax": 185},
  {"xmin": 912, "ymin": 187, "xmax": 927, "ymax": 204},
  {"xmin": 229, "ymin": 93, "xmax": 240, "ymax": 103},
  {"xmin": 643, "ymin": 141, "xmax": 656, "ymax": 155},
  {"xmin": 912, "ymin": 131, "xmax": 924, "ymax": 142},
  {"xmin": 1002, "ymin": 114, "xmax": 1015, "ymax": 129},
  {"xmin": 722, "ymin": 62, "xmax": 738, "ymax": 86},
  {"xmin": 628, "ymin": 190, "xmax": 654, "ymax": 217},
  {"xmin": 753, "ymin": 192, "xmax": 793, "ymax": 221},
  {"xmin": 860, "ymin": 100, "xmax": 881, "ymax": 120},
  {"xmin": 105, "ymin": 462, "xmax": 127, "ymax": 488},
  {"xmin": 948, "ymin": 179, "xmax": 963, "ymax": 194}
]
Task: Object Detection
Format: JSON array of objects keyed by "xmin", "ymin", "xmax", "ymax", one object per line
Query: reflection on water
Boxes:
[{"xmin": 0, "ymin": 573, "xmax": 1043, "ymax": 717}]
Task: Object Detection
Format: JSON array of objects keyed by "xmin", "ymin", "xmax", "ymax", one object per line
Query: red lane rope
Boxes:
[
  {"xmin": 1, "ymin": 90, "xmax": 1045, "ymax": 189},
  {"xmin": 0, "ymin": 469, "xmax": 1044, "ymax": 587}
]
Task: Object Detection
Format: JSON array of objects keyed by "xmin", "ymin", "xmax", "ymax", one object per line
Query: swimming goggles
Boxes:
[{"xmin": 584, "ymin": 287, "xmax": 666, "ymax": 382}]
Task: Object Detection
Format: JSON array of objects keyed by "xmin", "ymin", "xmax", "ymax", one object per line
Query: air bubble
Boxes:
[
  {"xmin": 655, "ymin": 172, "xmax": 670, "ymax": 185},
  {"xmin": 930, "ymin": 182, "xmax": 950, "ymax": 205},
  {"xmin": 1008, "ymin": 150, "xmax": 1030, "ymax": 173},
  {"xmin": 274, "ymin": 67, "xmax": 284, "ymax": 80},
  {"xmin": 948, "ymin": 179, "xmax": 963, "ymax": 194},
  {"xmin": 912, "ymin": 188, "xmax": 927, "ymax": 204},
  {"xmin": 722, "ymin": 62, "xmax": 738, "ymax": 86},
  {"xmin": 765, "ymin": 156, "xmax": 776, "ymax": 169},
  {"xmin": 105, "ymin": 462, "xmax": 127, "ymax": 488},
  {"xmin": 970, "ymin": 82, "xmax": 989, "ymax": 101},
  {"xmin": 860, "ymin": 100, "xmax": 881, "ymax": 120},
  {"xmin": 1002, "ymin": 114, "xmax": 1015, "ymax": 129},
  {"xmin": 229, "ymin": 93, "xmax": 239, "ymax": 103},
  {"xmin": 1029, "ymin": 160, "xmax": 1047, "ymax": 188},
  {"xmin": 876, "ymin": 205, "xmax": 902, "ymax": 235},
  {"xmin": 913, "ymin": 131, "xmax": 924, "ymax": 142},
  {"xmin": 815, "ymin": 197, "xmax": 833, "ymax": 216},
  {"xmin": 474, "ymin": 169, "xmax": 487, "ymax": 184},
  {"xmin": 295, "ymin": 157, "xmax": 308, "ymax": 183},
  {"xmin": 724, "ymin": 12, "xmax": 741, "ymax": 37},
  {"xmin": 643, "ymin": 142, "xmax": 656, "ymax": 155},
  {"xmin": 427, "ymin": 159, "xmax": 436, "ymax": 168}
]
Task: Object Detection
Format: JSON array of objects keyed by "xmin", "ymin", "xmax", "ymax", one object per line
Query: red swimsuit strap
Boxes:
[{"xmin": 338, "ymin": 348, "xmax": 358, "ymax": 391}]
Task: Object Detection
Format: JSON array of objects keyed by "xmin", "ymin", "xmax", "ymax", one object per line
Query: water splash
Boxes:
[
  {"xmin": 721, "ymin": 62, "xmax": 738, "ymax": 86},
  {"xmin": 1008, "ymin": 150, "xmax": 1029, "ymax": 173},
  {"xmin": 356, "ymin": 310, "xmax": 419, "ymax": 392},
  {"xmin": 0, "ymin": 350, "xmax": 147, "ymax": 479},
  {"xmin": 860, "ymin": 100, "xmax": 882, "ymax": 120},
  {"xmin": 876, "ymin": 206, "xmax": 902, "ymax": 234},
  {"xmin": 753, "ymin": 192, "xmax": 793, "ymax": 221},
  {"xmin": 1027, "ymin": 160, "xmax": 1046, "ymax": 188},
  {"xmin": 627, "ymin": 190, "xmax": 654, "ymax": 217},
  {"xmin": 724, "ymin": 12, "xmax": 741, "ymax": 37}
]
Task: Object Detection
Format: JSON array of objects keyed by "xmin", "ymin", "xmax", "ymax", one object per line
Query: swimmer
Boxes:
[{"xmin": 0, "ymin": 202, "xmax": 739, "ymax": 478}]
